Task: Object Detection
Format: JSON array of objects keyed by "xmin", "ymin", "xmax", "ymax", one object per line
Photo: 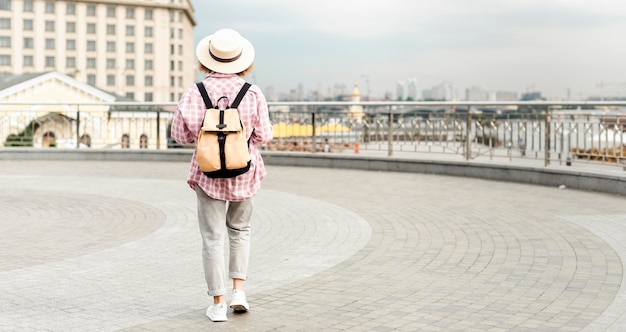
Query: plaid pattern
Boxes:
[{"xmin": 171, "ymin": 73, "xmax": 273, "ymax": 201}]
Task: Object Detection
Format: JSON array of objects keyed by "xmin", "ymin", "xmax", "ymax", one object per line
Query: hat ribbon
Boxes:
[{"xmin": 209, "ymin": 43, "xmax": 243, "ymax": 63}]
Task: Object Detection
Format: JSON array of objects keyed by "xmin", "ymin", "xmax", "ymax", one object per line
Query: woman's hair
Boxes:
[{"xmin": 198, "ymin": 62, "xmax": 254, "ymax": 77}]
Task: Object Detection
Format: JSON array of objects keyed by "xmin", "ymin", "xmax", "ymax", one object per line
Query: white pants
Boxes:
[{"xmin": 195, "ymin": 187, "xmax": 253, "ymax": 296}]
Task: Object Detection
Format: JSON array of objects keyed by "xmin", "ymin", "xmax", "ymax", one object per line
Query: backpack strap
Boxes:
[
  {"xmin": 230, "ymin": 83, "xmax": 251, "ymax": 108},
  {"xmin": 195, "ymin": 82, "xmax": 214, "ymax": 109}
]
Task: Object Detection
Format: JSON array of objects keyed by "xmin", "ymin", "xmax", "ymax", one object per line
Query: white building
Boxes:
[
  {"xmin": 396, "ymin": 81, "xmax": 405, "ymax": 101},
  {"xmin": 0, "ymin": 0, "xmax": 196, "ymax": 102},
  {"xmin": 406, "ymin": 77, "xmax": 418, "ymax": 101},
  {"xmin": 423, "ymin": 82, "xmax": 454, "ymax": 101},
  {"xmin": 465, "ymin": 86, "xmax": 489, "ymax": 101}
]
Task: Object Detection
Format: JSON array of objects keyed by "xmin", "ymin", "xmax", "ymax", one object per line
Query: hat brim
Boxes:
[{"xmin": 196, "ymin": 34, "xmax": 255, "ymax": 74}]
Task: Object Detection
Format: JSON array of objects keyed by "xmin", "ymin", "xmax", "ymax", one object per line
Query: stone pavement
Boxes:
[{"xmin": 1, "ymin": 159, "xmax": 626, "ymax": 331}]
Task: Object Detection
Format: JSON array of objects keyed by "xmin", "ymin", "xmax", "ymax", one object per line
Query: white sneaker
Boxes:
[
  {"xmin": 206, "ymin": 303, "xmax": 228, "ymax": 322},
  {"xmin": 229, "ymin": 289, "xmax": 250, "ymax": 312}
]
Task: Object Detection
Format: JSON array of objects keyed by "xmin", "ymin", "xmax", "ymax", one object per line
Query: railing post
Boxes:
[
  {"xmin": 544, "ymin": 110, "xmax": 551, "ymax": 167},
  {"xmin": 311, "ymin": 109, "xmax": 316, "ymax": 153},
  {"xmin": 156, "ymin": 109, "xmax": 161, "ymax": 150},
  {"xmin": 387, "ymin": 107, "xmax": 393, "ymax": 156},
  {"xmin": 465, "ymin": 105, "xmax": 471, "ymax": 160},
  {"xmin": 76, "ymin": 107, "xmax": 80, "ymax": 149}
]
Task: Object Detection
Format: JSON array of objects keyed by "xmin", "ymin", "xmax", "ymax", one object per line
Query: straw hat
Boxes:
[{"xmin": 196, "ymin": 28, "xmax": 255, "ymax": 74}]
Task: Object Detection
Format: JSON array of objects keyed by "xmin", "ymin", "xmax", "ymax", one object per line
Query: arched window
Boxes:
[
  {"xmin": 42, "ymin": 131, "xmax": 56, "ymax": 148},
  {"xmin": 79, "ymin": 134, "xmax": 91, "ymax": 147},
  {"xmin": 139, "ymin": 134, "xmax": 148, "ymax": 149},
  {"xmin": 121, "ymin": 134, "xmax": 130, "ymax": 149}
]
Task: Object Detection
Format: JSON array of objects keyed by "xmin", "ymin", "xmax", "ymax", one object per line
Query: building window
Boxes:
[
  {"xmin": 125, "ymin": 42, "xmax": 134, "ymax": 53},
  {"xmin": 0, "ymin": 54, "xmax": 10, "ymax": 65},
  {"xmin": 66, "ymin": 39, "xmax": 75, "ymax": 50},
  {"xmin": 23, "ymin": 19, "xmax": 33, "ymax": 31},
  {"xmin": 66, "ymin": 57, "xmax": 75, "ymax": 68},
  {"xmin": 45, "ymin": 38, "xmax": 55, "ymax": 49},
  {"xmin": 87, "ymin": 74, "xmax": 96, "ymax": 85},
  {"xmin": 45, "ymin": 56, "xmax": 55, "ymax": 67},
  {"xmin": 125, "ymin": 25, "xmax": 134, "ymax": 36},
  {"xmin": 145, "ymin": 59, "xmax": 153, "ymax": 70},
  {"xmin": 87, "ymin": 58, "xmax": 95, "ymax": 68},
  {"xmin": 125, "ymin": 59, "xmax": 134, "ymax": 69},
  {"xmin": 106, "ymin": 6, "xmax": 115, "ymax": 17},
  {"xmin": 0, "ymin": 36, "xmax": 10, "ymax": 47},
  {"xmin": 107, "ymin": 75, "xmax": 115, "ymax": 86},
  {"xmin": 170, "ymin": 28, "xmax": 174, "ymax": 38},
  {"xmin": 170, "ymin": 61, "xmax": 174, "ymax": 71},
  {"xmin": 44, "ymin": 1, "xmax": 54, "ymax": 13},
  {"xmin": 23, "ymin": 37, "xmax": 33, "ymax": 48},
  {"xmin": 144, "ymin": 26, "xmax": 152, "ymax": 37},
  {"xmin": 169, "ymin": 11, "xmax": 174, "ymax": 22},
  {"xmin": 87, "ymin": 23, "xmax": 96, "ymax": 34},
  {"xmin": 144, "ymin": 92, "xmax": 153, "ymax": 101},
  {"xmin": 170, "ymin": 44, "xmax": 174, "ymax": 55},
  {"xmin": 66, "ymin": 3, "xmax": 75, "ymax": 15},
  {"xmin": 23, "ymin": 55, "xmax": 33, "ymax": 66},
  {"xmin": 126, "ymin": 75, "xmax": 134, "ymax": 86},
  {"xmin": 66, "ymin": 22, "xmax": 75, "ymax": 33},
  {"xmin": 45, "ymin": 21, "xmax": 55, "ymax": 31},
  {"xmin": 121, "ymin": 134, "xmax": 130, "ymax": 148},
  {"xmin": 178, "ymin": 61, "xmax": 182, "ymax": 71},
  {"xmin": 106, "ymin": 41, "xmax": 115, "ymax": 52},
  {"xmin": 144, "ymin": 43, "xmax": 153, "ymax": 54},
  {"xmin": 87, "ymin": 4, "xmax": 95, "ymax": 16},
  {"xmin": 87, "ymin": 40, "xmax": 96, "ymax": 51},
  {"xmin": 125, "ymin": 92, "xmax": 134, "ymax": 100},
  {"xmin": 170, "ymin": 76, "xmax": 175, "ymax": 86},
  {"xmin": 145, "ymin": 9, "xmax": 153, "ymax": 20},
  {"xmin": 23, "ymin": 0, "xmax": 33, "ymax": 12},
  {"xmin": 0, "ymin": 0, "xmax": 10, "ymax": 10},
  {"xmin": 145, "ymin": 76, "xmax": 153, "ymax": 87},
  {"xmin": 140, "ymin": 134, "xmax": 148, "ymax": 149},
  {"xmin": 178, "ymin": 45, "xmax": 182, "ymax": 55},
  {"xmin": 106, "ymin": 58, "xmax": 115, "ymax": 69},
  {"xmin": 0, "ymin": 18, "xmax": 9, "ymax": 29},
  {"xmin": 170, "ymin": 93, "xmax": 175, "ymax": 102},
  {"xmin": 106, "ymin": 24, "xmax": 115, "ymax": 35},
  {"xmin": 178, "ymin": 28, "xmax": 183, "ymax": 39},
  {"xmin": 126, "ymin": 7, "xmax": 134, "ymax": 19}
]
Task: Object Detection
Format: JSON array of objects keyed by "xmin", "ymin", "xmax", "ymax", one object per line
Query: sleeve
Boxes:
[
  {"xmin": 171, "ymin": 87, "xmax": 198, "ymax": 145},
  {"xmin": 250, "ymin": 89, "xmax": 273, "ymax": 145}
]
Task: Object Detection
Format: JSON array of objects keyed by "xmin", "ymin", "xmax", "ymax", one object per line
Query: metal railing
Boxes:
[{"xmin": 1, "ymin": 100, "xmax": 625, "ymax": 168}]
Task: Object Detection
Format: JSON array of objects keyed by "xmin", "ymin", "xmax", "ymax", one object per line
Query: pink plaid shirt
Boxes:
[{"xmin": 171, "ymin": 73, "xmax": 273, "ymax": 201}]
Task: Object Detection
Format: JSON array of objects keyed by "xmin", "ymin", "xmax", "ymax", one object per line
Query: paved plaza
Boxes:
[{"xmin": 1, "ymin": 159, "xmax": 626, "ymax": 331}]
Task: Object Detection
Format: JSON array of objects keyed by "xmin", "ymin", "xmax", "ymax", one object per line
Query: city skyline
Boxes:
[{"xmin": 191, "ymin": 0, "xmax": 626, "ymax": 101}]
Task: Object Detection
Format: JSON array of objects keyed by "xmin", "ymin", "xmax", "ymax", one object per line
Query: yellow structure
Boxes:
[{"xmin": 349, "ymin": 84, "xmax": 365, "ymax": 122}]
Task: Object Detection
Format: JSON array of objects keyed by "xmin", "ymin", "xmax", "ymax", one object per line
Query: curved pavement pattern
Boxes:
[{"xmin": 0, "ymin": 160, "xmax": 625, "ymax": 331}]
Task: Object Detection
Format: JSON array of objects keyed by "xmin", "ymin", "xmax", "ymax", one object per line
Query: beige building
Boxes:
[
  {"xmin": 0, "ymin": 0, "xmax": 196, "ymax": 102},
  {"xmin": 1, "ymin": 71, "xmax": 173, "ymax": 149}
]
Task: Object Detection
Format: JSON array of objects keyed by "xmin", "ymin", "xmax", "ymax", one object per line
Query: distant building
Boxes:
[
  {"xmin": 520, "ymin": 92, "xmax": 544, "ymax": 101},
  {"xmin": 465, "ymin": 86, "xmax": 489, "ymax": 101},
  {"xmin": 396, "ymin": 81, "xmax": 405, "ymax": 101},
  {"xmin": 0, "ymin": 0, "xmax": 196, "ymax": 102},
  {"xmin": 407, "ymin": 77, "xmax": 418, "ymax": 101},
  {"xmin": 348, "ymin": 84, "xmax": 364, "ymax": 122},
  {"xmin": 423, "ymin": 82, "xmax": 453, "ymax": 101},
  {"xmin": 494, "ymin": 91, "xmax": 518, "ymax": 101}
]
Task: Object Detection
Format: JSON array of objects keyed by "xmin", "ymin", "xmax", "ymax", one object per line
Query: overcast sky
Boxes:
[{"xmin": 190, "ymin": 0, "xmax": 626, "ymax": 100}]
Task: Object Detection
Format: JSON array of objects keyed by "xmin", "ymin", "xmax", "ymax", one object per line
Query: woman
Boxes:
[{"xmin": 171, "ymin": 28, "xmax": 273, "ymax": 322}]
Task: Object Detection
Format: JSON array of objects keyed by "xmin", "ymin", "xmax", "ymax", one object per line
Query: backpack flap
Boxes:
[{"xmin": 201, "ymin": 108, "xmax": 243, "ymax": 132}]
